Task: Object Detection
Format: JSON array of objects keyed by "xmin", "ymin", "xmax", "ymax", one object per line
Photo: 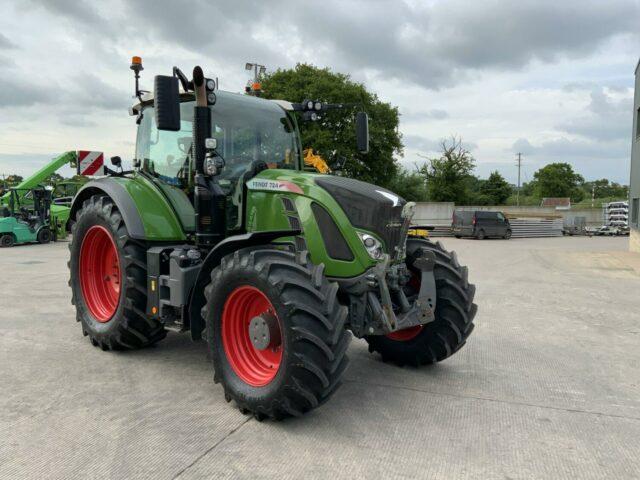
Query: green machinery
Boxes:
[
  {"xmin": 0, "ymin": 151, "xmax": 83, "ymax": 246},
  {"xmin": 67, "ymin": 59, "xmax": 477, "ymax": 419},
  {"xmin": 0, "ymin": 187, "xmax": 53, "ymax": 247}
]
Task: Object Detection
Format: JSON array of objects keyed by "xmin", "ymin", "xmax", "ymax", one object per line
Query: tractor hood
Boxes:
[
  {"xmin": 245, "ymin": 169, "xmax": 413, "ymax": 277},
  {"xmin": 313, "ymin": 175, "xmax": 408, "ymax": 255}
]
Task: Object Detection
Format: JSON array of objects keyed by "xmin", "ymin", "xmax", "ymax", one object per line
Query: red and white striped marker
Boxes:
[{"xmin": 77, "ymin": 151, "xmax": 105, "ymax": 176}]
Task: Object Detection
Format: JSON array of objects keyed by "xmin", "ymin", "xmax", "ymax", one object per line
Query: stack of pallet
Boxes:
[
  {"xmin": 508, "ymin": 218, "xmax": 563, "ymax": 238},
  {"xmin": 602, "ymin": 201, "xmax": 628, "ymax": 227}
]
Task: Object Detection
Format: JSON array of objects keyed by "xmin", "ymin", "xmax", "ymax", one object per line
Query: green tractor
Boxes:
[{"xmin": 67, "ymin": 59, "xmax": 477, "ymax": 420}]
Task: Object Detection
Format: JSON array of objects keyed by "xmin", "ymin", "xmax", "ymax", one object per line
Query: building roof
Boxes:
[{"xmin": 541, "ymin": 197, "xmax": 571, "ymax": 209}]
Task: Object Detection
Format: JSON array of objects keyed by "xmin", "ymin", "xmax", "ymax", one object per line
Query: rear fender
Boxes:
[
  {"xmin": 70, "ymin": 180, "xmax": 146, "ymax": 238},
  {"xmin": 70, "ymin": 176, "xmax": 186, "ymax": 241}
]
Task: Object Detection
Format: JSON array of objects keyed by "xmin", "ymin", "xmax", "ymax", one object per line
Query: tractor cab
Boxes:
[{"xmin": 133, "ymin": 91, "xmax": 303, "ymax": 232}]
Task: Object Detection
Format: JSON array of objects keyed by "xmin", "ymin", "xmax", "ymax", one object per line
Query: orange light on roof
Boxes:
[
  {"xmin": 131, "ymin": 56, "xmax": 142, "ymax": 65},
  {"xmin": 252, "ymin": 82, "xmax": 262, "ymax": 91}
]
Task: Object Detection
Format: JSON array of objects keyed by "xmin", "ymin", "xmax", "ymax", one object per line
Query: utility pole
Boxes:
[{"xmin": 516, "ymin": 153, "xmax": 522, "ymax": 206}]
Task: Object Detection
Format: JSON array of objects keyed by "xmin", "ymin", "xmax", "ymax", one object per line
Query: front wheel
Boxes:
[
  {"xmin": 365, "ymin": 238, "xmax": 477, "ymax": 366},
  {"xmin": 504, "ymin": 229, "xmax": 512, "ymax": 240},
  {"xmin": 37, "ymin": 227, "xmax": 51, "ymax": 244},
  {"xmin": 203, "ymin": 248, "xmax": 350, "ymax": 420},
  {"xmin": 476, "ymin": 229, "xmax": 486, "ymax": 240}
]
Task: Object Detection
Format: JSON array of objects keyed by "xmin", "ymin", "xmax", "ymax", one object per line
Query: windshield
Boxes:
[{"xmin": 136, "ymin": 92, "xmax": 300, "ymax": 189}]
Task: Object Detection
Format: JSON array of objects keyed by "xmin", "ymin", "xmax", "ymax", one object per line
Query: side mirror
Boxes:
[
  {"xmin": 154, "ymin": 75, "xmax": 181, "ymax": 131},
  {"xmin": 355, "ymin": 111, "xmax": 369, "ymax": 154},
  {"xmin": 110, "ymin": 156, "xmax": 122, "ymax": 167}
]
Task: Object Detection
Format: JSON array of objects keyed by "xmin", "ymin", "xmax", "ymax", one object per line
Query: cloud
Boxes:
[
  {"xmin": 425, "ymin": 109, "xmax": 449, "ymax": 120},
  {"xmin": 556, "ymin": 87, "xmax": 633, "ymax": 141},
  {"xmin": 22, "ymin": 0, "xmax": 640, "ymax": 89},
  {"xmin": 406, "ymin": 134, "xmax": 478, "ymax": 153},
  {"xmin": 0, "ymin": 78, "xmax": 54, "ymax": 107},
  {"xmin": 511, "ymin": 136, "xmax": 630, "ymax": 169},
  {"xmin": 0, "ymin": 33, "xmax": 15, "ymax": 49}
]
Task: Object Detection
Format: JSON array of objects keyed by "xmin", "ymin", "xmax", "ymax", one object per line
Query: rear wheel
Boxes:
[
  {"xmin": 476, "ymin": 229, "xmax": 485, "ymax": 240},
  {"xmin": 68, "ymin": 194, "xmax": 166, "ymax": 350},
  {"xmin": 202, "ymin": 248, "xmax": 350, "ymax": 420},
  {"xmin": 0, "ymin": 234, "xmax": 14, "ymax": 247},
  {"xmin": 37, "ymin": 227, "xmax": 51, "ymax": 244},
  {"xmin": 365, "ymin": 238, "xmax": 477, "ymax": 366}
]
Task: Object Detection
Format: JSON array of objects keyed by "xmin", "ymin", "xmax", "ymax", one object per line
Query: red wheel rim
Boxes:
[
  {"xmin": 79, "ymin": 225, "xmax": 121, "ymax": 322},
  {"xmin": 221, "ymin": 286, "xmax": 282, "ymax": 387},
  {"xmin": 386, "ymin": 272, "xmax": 424, "ymax": 341},
  {"xmin": 386, "ymin": 325, "xmax": 423, "ymax": 341}
]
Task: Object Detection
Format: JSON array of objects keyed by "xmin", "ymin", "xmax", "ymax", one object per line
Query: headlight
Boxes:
[{"xmin": 358, "ymin": 232, "xmax": 383, "ymax": 260}]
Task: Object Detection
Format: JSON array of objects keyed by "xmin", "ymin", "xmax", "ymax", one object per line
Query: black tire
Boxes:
[
  {"xmin": 476, "ymin": 229, "xmax": 485, "ymax": 240},
  {"xmin": 37, "ymin": 227, "xmax": 51, "ymax": 244},
  {"xmin": 68, "ymin": 194, "xmax": 166, "ymax": 350},
  {"xmin": 454, "ymin": 235, "xmax": 461, "ymax": 239},
  {"xmin": 0, "ymin": 234, "xmax": 15, "ymax": 247},
  {"xmin": 202, "ymin": 248, "xmax": 350, "ymax": 420},
  {"xmin": 365, "ymin": 238, "xmax": 477, "ymax": 366},
  {"xmin": 504, "ymin": 229, "xmax": 512, "ymax": 240}
]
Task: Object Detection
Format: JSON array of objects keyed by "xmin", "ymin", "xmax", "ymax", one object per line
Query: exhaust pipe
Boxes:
[{"xmin": 192, "ymin": 66, "xmax": 226, "ymax": 246}]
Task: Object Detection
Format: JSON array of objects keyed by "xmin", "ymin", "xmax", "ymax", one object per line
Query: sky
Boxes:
[{"xmin": 0, "ymin": 0, "xmax": 639, "ymax": 185}]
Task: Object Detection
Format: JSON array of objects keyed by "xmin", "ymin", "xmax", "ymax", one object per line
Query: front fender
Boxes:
[{"xmin": 188, "ymin": 229, "xmax": 299, "ymax": 340}]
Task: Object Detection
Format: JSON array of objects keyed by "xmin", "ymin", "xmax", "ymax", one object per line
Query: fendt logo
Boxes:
[{"xmin": 77, "ymin": 151, "xmax": 105, "ymax": 176}]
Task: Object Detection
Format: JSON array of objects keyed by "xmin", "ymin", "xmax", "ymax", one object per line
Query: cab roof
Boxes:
[{"xmin": 131, "ymin": 90, "xmax": 294, "ymax": 115}]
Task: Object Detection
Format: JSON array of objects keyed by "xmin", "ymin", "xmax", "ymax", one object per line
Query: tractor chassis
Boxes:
[
  {"xmin": 140, "ymin": 238, "xmax": 438, "ymax": 340},
  {"xmin": 334, "ymin": 249, "xmax": 437, "ymax": 338}
]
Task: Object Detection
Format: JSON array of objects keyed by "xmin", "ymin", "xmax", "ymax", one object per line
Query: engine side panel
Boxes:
[{"xmin": 245, "ymin": 169, "xmax": 377, "ymax": 278}]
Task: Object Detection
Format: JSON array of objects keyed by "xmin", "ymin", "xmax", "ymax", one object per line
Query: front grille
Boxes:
[
  {"xmin": 287, "ymin": 215, "xmax": 301, "ymax": 231},
  {"xmin": 380, "ymin": 210, "xmax": 412, "ymax": 258},
  {"xmin": 281, "ymin": 197, "xmax": 295, "ymax": 212}
]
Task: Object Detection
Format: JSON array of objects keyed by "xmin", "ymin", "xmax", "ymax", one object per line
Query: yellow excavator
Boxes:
[{"xmin": 303, "ymin": 148, "xmax": 332, "ymax": 174}]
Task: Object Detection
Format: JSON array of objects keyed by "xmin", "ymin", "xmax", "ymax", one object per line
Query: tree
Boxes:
[
  {"xmin": 461, "ymin": 176, "xmax": 489, "ymax": 205},
  {"xmin": 418, "ymin": 137, "xmax": 475, "ymax": 203},
  {"xmin": 44, "ymin": 172, "xmax": 64, "ymax": 186},
  {"xmin": 387, "ymin": 168, "xmax": 428, "ymax": 201},
  {"xmin": 261, "ymin": 64, "xmax": 403, "ymax": 187},
  {"xmin": 520, "ymin": 180, "xmax": 537, "ymax": 197},
  {"xmin": 582, "ymin": 178, "xmax": 629, "ymax": 200},
  {"xmin": 4, "ymin": 174, "xmax": 23, "ymax": 187},
  {"xmin": 480, "ymin": 171, "xmax": 512, "ymax": 205},
  {"xmin": 533, "ymin": 163, "xmax": 584, "ymax": 202}
]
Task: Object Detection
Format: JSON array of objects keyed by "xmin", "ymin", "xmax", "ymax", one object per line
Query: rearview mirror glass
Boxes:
[
  {"xmin": 356, "ymin": 112, "xmax": 369, "ymax": 154},
  {"xmin": 154, "ymin": 75, "xmax": 181, "ymax": 131}
]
